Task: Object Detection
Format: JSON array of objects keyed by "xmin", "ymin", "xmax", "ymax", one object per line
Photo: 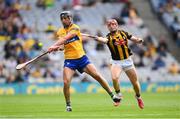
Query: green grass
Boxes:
[{"xmin": 0, "ymin": 92, "xmax": 180, "ymax": 118}]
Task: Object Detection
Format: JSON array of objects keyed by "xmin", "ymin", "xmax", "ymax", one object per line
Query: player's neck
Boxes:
[
  {"xmin": 64, "ymin": 23, "xmax": 73, "ymax": 29},
  {"xmin": 110, "ymin": 30, "xmax": 118, "ymax": 35}
]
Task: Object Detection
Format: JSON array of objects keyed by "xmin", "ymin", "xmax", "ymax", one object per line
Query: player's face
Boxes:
[
  {"xmin": 60, "ymin": 17, "xmax": 71, "ymax": 28},
  {"xmin": 107, "ymin": 20, "xmax": 118, "ymax": 32}
]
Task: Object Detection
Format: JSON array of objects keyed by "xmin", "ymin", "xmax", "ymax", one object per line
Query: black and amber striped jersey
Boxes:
[{"xmin": 106, "ymin": 30, "xmax": 133, "ymax": 60}]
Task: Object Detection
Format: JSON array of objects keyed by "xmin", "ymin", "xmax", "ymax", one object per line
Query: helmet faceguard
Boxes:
[
  {"xmin": 60, "ymin": 11, "xmax": 72, "ymax": 20},
  {"xmin": 60, "ymin": 11, "xmax": 73, "ymax": 28}
]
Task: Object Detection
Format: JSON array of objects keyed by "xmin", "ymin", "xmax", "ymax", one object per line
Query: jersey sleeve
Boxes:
[
  {"xmin": 122, "ymin": 30, "xmax": 132, "ymax": 39},
  {"xmin": 68, "ymin": 25, "xmax": 80, "ymax": 35},
  {"xmin": 106, "ymin": 34, "xmax": 110, "ymax": 44}
]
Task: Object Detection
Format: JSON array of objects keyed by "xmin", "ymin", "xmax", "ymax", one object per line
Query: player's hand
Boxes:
[
  {"xmin": 48, "ymin": 46, "xmax": 59, "ymax": 53},
  {"xmin": 58, "ymin": 45, "xmax": 64, "ymax": 51},
  {"xmin": 138, "ymin": 38, "xmax": 144, "ymax": 44}
]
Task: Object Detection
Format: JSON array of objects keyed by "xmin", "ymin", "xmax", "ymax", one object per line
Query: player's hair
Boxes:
[{"xmin": 106, "ymin": 19, "xmax": 118, "ymax": 26}]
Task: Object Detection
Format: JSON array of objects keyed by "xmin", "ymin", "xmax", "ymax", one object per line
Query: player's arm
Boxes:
[
  {"xmin": 54, "ymin": 33, "xmax": 76, "ymax": 46},
  {"xmin": 81, "ymin": 33, "xmax": 108, "ymax": 44},
  {"xmin": 129, "ymin": 36, "xmax": 144, "ymax": 44},
  {"xmin": 122, "ymin": 30, "xmax": 144, "ymax": 44},
  {"xmin": 48, "ymin": 33, "xmax": 76, "ymax": 53},
  {"xmin": 53, "ymin": 32, "xmax": 64, "ymax": 51},
  {"xmin": 57, "ymin": 37, "xmax": 64, "ymax": 51}
]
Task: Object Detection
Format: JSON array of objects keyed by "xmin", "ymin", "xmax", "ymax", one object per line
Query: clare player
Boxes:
[{"xmin": 48, "ymin": 11, "xmax": 121, "ymax": 112}]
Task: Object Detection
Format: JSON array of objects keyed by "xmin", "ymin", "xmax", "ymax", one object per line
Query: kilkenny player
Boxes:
[{"xmin": 91, "ymin": 19, "xmax": 144, "ymax": 109}]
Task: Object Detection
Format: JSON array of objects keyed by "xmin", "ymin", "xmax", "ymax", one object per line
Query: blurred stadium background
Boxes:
[{"xmin": 0, "ymin": 0, "xmax": 180, "ymax": 118}]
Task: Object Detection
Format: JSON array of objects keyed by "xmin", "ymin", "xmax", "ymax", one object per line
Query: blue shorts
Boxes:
[{"xmin": 64, "ymin": 55, "xmax": 91, "ymax": 73}]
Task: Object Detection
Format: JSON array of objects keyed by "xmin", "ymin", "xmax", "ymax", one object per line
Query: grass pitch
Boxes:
[{"xmin": 0, "ymin": 92, "xmax": 180, "ymax": 118}]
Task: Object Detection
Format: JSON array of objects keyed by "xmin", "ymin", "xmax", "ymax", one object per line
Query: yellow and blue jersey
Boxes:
[{"xmin": 56, "ymin": 24, "xmax": 85, "ymax": 59}]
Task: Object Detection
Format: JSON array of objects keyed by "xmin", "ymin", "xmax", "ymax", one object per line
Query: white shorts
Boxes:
[{"xmin": 110, "ymin": 57, "xmax": 135, "ymax": 71}]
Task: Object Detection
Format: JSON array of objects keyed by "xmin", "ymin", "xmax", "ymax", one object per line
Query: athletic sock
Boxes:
[
  {"xmin": 109, "ymin": 92, "xmax": 114, "ymax": 98},
  {"xmin": 136, "ymin": 94, "xmax": 141, "ymax": 98},
  {"xmin": 66, "ymin": 101, "xmax": 71, "ymax": 106},
  {"xmin": 115, "ymin": 90, "xmax": 120, "ymax": 94}
]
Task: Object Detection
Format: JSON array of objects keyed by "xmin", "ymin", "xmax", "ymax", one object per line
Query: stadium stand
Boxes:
[
  {"xmin": 0, "ymin": 0, "xmax": 180, "ymax": 84},
  {"xmin": 150, "ymin": 0, "xmax": 180, "ymax": 47}
]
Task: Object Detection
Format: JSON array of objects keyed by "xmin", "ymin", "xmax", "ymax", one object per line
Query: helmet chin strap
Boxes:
[
  {"xmin": 63, "ymin": 24, "xmax": 69, "ymax": 28},
  {"xmin": 63, "ymin": 22, "xmax": 72, "ymax": 28}
]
